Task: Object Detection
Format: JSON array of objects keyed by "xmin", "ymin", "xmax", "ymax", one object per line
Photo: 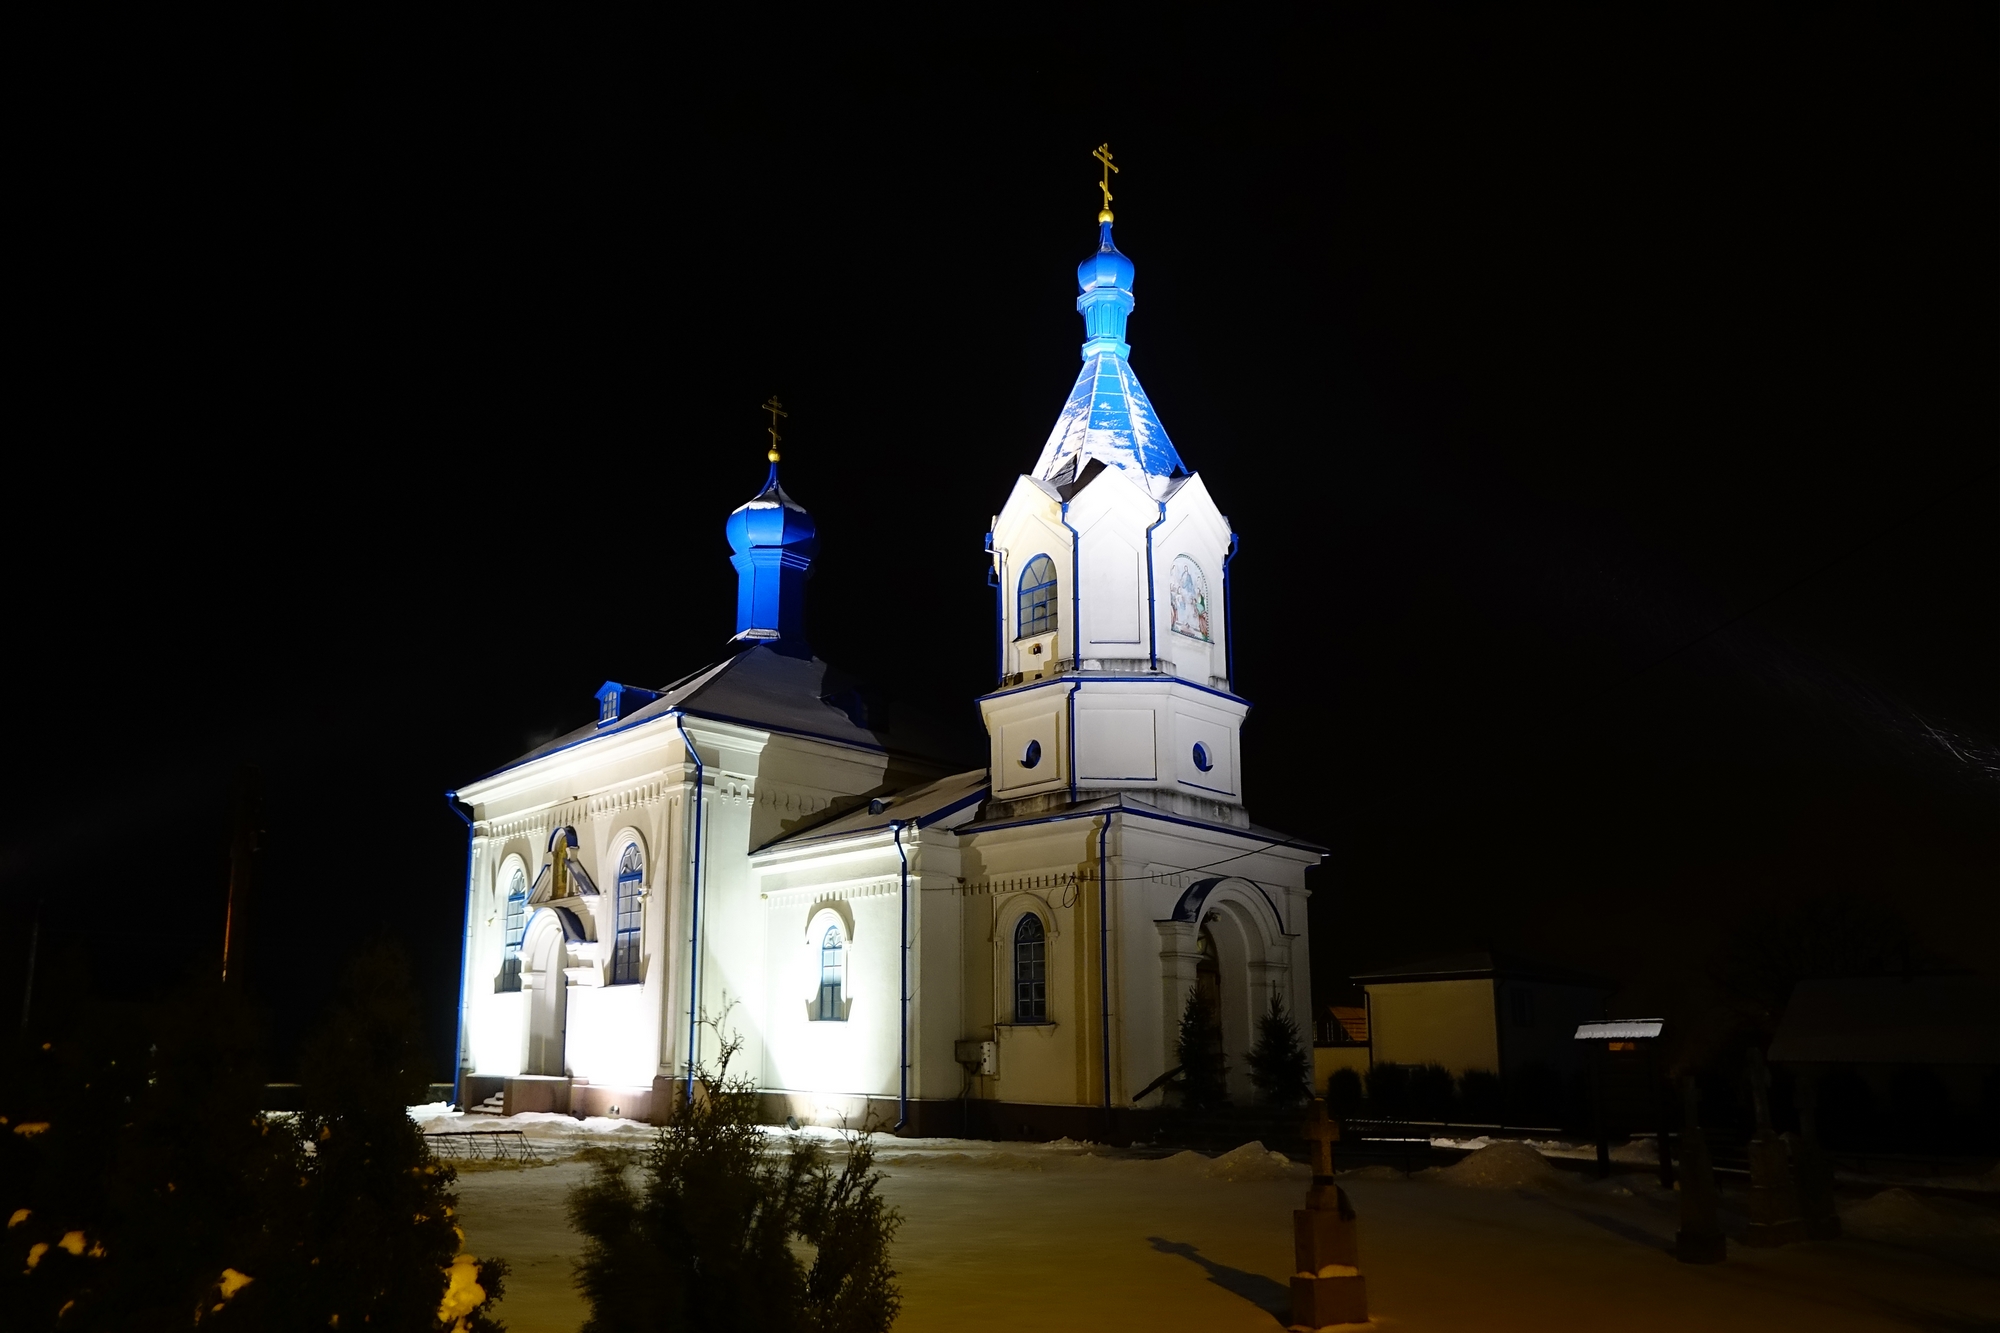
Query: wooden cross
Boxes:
[
  {"xmin": 1093, "ymin": 142, "xmax": 1119, "ymax": 213},
  {"xmin": 1303, "ymin": 1097, "xmax": 1341, "ymax": 1177},
  {"xmin": 762, "ymin": 395, "xmax": 788, "ymax": 462}
]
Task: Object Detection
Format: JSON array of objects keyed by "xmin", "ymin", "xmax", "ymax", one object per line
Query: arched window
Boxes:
[
  {"xmin": 497, "ymin": 866, "xmax": 527, "ymax": 993},
  {"xmin": 818, "ymin": 925, "xmax": 845, "ymax": 1021},
  {"xmin": 1017, "ymin": 555, "xmax": 1058, "ymax": 639},
  {"xmin": 1014, "ymin": 913, "xmax": 1047, "ymax": 1023},
  {"xmin": 611, "ymin": 843, "xmax": 643, "ymax": 985}
]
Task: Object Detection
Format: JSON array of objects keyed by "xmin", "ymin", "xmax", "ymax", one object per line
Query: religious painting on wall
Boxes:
[{"xmin": 1168, "ymin": 554, "xmax": 1211, "ymax": 642}]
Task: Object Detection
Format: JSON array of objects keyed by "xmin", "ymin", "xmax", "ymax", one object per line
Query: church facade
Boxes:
[{"xmin": 449, "ymin": 207, "xmax": 1322, "ymax": 1137}]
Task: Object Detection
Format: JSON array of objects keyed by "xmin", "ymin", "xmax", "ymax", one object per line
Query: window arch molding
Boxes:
[
  {"xmin": 803, "ymin": 903, "xmax": 855, "ymax": 1023},
  {"xmin": 493, "ymin": 853, "xmax": 530, "ymax": 994},
  {"xmin": 605, "ymin": 828, "xmax": 647, "ymax": 986},
  {"xmin": 994, "ymin": 894, "xmax": 1060, "ymax": 1027},
  {"xmin": 1016, "ymin": 553, "xmax": 1059, "ymax": 640}
]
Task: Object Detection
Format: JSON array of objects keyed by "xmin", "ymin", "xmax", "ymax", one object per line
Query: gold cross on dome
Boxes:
[
  {"xmin": 762, "ymin": 395, "xmax": 788, "ymax": 462},
  {"xmin": 1093, "ymin": 142, "xmax": 1119, "ymax": 218}
]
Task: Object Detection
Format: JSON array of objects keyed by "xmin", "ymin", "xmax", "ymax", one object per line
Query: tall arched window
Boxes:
[
  {"xmin": 611, "ymin": 843, "xmax": 643, "ymax": 985},
  {"xmin": 497, "ymin": 866, "xmax": 527, "ymax": 993},
  {"xmin": 818, "ymin": 925, "xmax": 845, "ymax": 1021},
  {"xmin": 1014, "ymin": 913, "xmax": 1047, "ymax": 1023},
  {"xmin": 1017, "ymin": 555, "xmax": 1058, "ymax": 639}
]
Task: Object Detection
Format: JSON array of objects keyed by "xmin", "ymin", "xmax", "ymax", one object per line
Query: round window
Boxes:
[
  {"xmin": 1021, "ymin": 739, "xmax": 1043, "ymax": 769},
  {"xmin": 1192, "ymin": 742, "xmax": 1213, "ymax": 773}
]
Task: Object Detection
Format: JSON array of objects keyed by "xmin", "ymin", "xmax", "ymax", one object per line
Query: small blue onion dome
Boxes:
[
  {"xmin": 724, "ymin": 463, "xmax": 818, "ymax": 555},
  {"xmin": 1077, "ymin": 220, "xmax": 1135, "ymax": 294}
]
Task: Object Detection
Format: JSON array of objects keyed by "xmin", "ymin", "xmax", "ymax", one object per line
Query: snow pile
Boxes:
[
  {"xmin": 1841, "ymin": 1188, "xmax": 2000, "ymax": 1271},
  {"xmin": 1430, "ymin": 1140, "xmax": 1561, "ymax": 1190},
  {"xmin": 1148, "ymin": 1142, "xmax": 1307, "ymax": 1182},
  {"xmin": 407, "ymin": 1102, "xmax": 459, "ymax": 1122}
]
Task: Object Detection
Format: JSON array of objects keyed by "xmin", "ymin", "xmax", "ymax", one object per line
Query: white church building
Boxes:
[{"xmin": 449, "ymin": 205, "xmax": 1323, "ymax": 1137}]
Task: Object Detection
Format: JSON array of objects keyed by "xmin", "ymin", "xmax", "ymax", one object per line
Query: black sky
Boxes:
[{"xmin": 7, "ymin": 7, "xmax": 1994, "ymax": 1076}]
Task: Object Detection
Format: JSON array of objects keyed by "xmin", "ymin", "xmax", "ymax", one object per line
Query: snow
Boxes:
[{"xmin": 451, "ymin": 1132, "xmax": 2000, "ymax": 1332}]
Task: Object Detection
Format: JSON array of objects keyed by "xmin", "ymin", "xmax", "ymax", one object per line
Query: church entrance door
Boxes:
[{"xmin": 523, "ymin": 914, "xmax": 569, "ymax": 1076}]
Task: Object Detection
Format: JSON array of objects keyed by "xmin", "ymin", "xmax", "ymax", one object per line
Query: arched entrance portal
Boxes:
[
  {"xmin": 521, "ymin": 907, "xmax": 580, "ymax": 1076},
  {"xmin": 1158, "ymin": 877, "xmax": 1297, "ymax": 1101}
]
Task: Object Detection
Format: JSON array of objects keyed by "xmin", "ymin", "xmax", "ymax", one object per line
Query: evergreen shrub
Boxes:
[
  {"xmin": 568, "ymin": 1033, "xmax": 901, "ymax": 1333},
  {"xmin": 1247, "ymin": 989, "xmax": 1312, "ymax": 1108}
]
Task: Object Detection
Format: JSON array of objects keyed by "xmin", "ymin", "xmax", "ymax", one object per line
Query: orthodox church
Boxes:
[{"xmin": 449, "ymin": 193, "xmax": 1323, "ymax": 1137}]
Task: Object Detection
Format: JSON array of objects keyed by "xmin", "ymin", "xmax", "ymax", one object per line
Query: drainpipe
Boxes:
[
  {"xmin": 1221, "ymin": 531, "xmax": 1240, "ymax": 690},
  {"xmin": 446, "ymin": 791, "xmax": 475, "ymax": 1111},
  {"xmin": 893, "ymin": 820, "xmax": 911, "ymax": 1131},
  {"xmin": 985, "ymin": 532, "xmax": 1004, "ymax": 683},
  {"xmin": 672, "ymin": 712, "xmax": 705, "ymax": 1105},
  {"xmin": 1099, "ymin": 813, "xmax": 1112, "ymax": 1121},
  {"xmin": 1059, "ymin": 501, "xmax": 1081, "ymax": 672},
  {"xmin": 1143, "ymin": 501, "xmax": 1166, "ymax": 672}
]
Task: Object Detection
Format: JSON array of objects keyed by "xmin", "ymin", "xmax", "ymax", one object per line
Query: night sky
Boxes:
[{"xmin": 8, "ymin": 9, "xmax": 1993, "ymax": 1077}]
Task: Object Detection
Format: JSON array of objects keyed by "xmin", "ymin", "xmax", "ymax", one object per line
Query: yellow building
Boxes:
[{"xmin": 1354, "ymin": 953, "xmax": 1612, "ymax": 1084}]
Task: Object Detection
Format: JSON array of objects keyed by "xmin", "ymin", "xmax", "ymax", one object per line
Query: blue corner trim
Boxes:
[
  {"xmin": 976, "ymin": 673, "xmax": 1251, "ymax": 708},
  {"xmin": 893, "ymin": 821, "xmax": 910, "ymax": 1131},
  {"xmin": 1098, "ymin": 814, "xmax": 1111, "ymax": 1114},
  {"xmin": 673, "ymin": 711, "xmax": 705, "ymax": 1105},
  {"xmin": 1165, "ymin": 875, "xmax": 1294, "ymax": 938},
  {"xmin": 446, "ymin": 791, "xmax": 474, "ymax": 1111},
  {"xmin": 1144, "ymin": 502, "xmax": 1166, "ymax": 672},
  {"xmin": 1060, "ymin": 500, "xmax": 1082, "ymax": 672},
  {"xmin": 1222, "ymin": 531, "xmax": 1239, "ymax": 690}
]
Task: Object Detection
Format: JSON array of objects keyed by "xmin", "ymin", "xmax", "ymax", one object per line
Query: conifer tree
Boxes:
[
  {"xmin": 1175, "ymin": 984, "xmax": 1229, "ymax": 1111},
  {"xmin": 1247, "ymin": 987, "xmax": 1311, "ymax": 1107},
  {"xmin": 569, "ymin": 1027, "xmax": 901, "ymax": 1333}
]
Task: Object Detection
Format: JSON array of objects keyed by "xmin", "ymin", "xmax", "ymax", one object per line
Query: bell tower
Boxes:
[{"xmin": 980, "ymin": 170, "xmax": 1246, "ymax": 822}]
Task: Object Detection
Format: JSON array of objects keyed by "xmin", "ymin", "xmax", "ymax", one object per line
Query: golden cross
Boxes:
[
  {"xmin": 762, "ymin": 395, "xmax": 788, "ymax": 462},
  {"xmin": 1093, "ymin": 142, "xmax": 1119, "ymax": 219}
]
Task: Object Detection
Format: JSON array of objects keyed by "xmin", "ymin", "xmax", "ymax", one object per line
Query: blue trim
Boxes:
[
  {"xmin": 893, "ymin": 820, "xmax": 910, "ymax": 1131},
  {"xmin": 1066, "ymin": 680, "xmax": 1082, "ymax": 804},
  {"xmin": 985, "ymin": 531, "xmax": 1003, "ymax": 683},
  {"xmin": 976, "ymin": 673, "xmax": 1251, "ymax": 708},
  {"xmin": 1166, "ymin": 875, "xmax": 1294, "ymax": 939},
  {"xmin": 446, "ymin": 791, "xmax": 474, "ymax": 1111},
  {"xmin": 962, "ymin": 800, "xmax": 1328, "ymax": 854},
  {"xmin": 1016, "ymin": 552, "xmax": 1059, "ymax": 642},
  {"xmin": 524, "ymin": 903, "xmax": 589, "ymax": 942},
  {"xmin": 1144, "ymin": 502, "xmax": 1166, "ymax": 672},
  {"xmin": 1098, "ymin": 814, "xmax": 1111, "ymax": 1116},
  {"xmin": 1222, "ymin": 532, "xmax": 1239, "ymax": 690},
  {"xmin": 1177, "ymin": 778, "xmax": 1237, "ymax": 796},
  {"xmin": 1060, "ymin": 502, "xmax": 1081, "ymax": 670},
  {"xmin": 673, "ymin": 712, "xmax": 705, "ymax": 1105}
]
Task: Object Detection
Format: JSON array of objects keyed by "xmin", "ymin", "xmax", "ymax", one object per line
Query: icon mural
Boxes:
[{"xmin": 1168, "ymin": 555, "xmax": 1211, "ymax": 642}]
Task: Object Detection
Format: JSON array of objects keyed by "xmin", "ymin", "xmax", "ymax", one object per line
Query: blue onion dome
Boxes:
[
  {"xmin": 1077, "ymin": 220, "xmax": 1135, "ymax": 294},
  {"xmin": 724, "ymin": 463, "xmax": 818, "ymax": 556}
]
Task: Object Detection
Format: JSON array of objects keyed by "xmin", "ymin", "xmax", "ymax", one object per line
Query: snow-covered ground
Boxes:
[{"xmin": 444, "ymin": 1121, "xmax": 2000, "ymax": 1333}]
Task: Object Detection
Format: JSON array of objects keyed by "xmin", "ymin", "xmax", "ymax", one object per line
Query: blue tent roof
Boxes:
[{"xmin": 1031, "ymin": 351, "xmax": 1186, "ymax": 487}]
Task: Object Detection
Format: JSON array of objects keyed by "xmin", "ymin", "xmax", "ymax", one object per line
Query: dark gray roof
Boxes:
[
  {"xmin": 1769, "ymin": 976, "xmax": 2000, "ymax": 1065},
  {"xmin": 755, "ymin": 769, "xmax": 990, "ymax": 853},
  {"xmin": 469, "ymin": 644, "xmax": 962, "ymax": 783},
  {"xmin": 1354, "ymin": 952, "xmax": 1615, "ymax": 989}
]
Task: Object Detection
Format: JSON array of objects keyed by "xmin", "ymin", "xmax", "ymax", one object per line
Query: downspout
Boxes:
[
  {"xmin": 1143, "ymin": 501, "xmax": 1165, "ymax": 672},
  {"xmin": 1099, "ymin": 813, "xmax": 1112, "ymax": 1121},
  {"xmin": 1221, "ymin": 531, "xmax": 1240, "ymax": 690},
  {"xmin": 672, "ymin": 712, "xmax": 705, "ymax": 1105},
  {"xmin": 893, "ymin": 820, "xmax": 911, "ymax": 1131},
  {"xmin": 445, "ymin": 791, "xmax": 475, "ymax": 1111},
  {"xmin": 1060, "ymin": 500, "xmax": 1082, "ymax": 672},
  {"xmin": 1060, "ymin": 500, "xmax": 1084, "ymax": 804},
  {"xmin": 984, "ymin": 531, "xmax": 1004, "ymax": 682}
]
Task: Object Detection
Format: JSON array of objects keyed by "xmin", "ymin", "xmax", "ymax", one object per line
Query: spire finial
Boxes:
[
  {"xmin": 761, "ymin": 395, "xmax": 788, "ymax": 462},
  {"xmin": 1093, "ymin": 142, "xmax": 1118, "ymax": 223}
]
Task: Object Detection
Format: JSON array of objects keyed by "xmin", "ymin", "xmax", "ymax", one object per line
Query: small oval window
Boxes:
[
  {"xmin": 1021, "ymin": 739, "xmax": 1043, "ymax": 769},
  {"xmin": 1192, "ymin": 742, "xmax": 1213, "ymax": 773}
]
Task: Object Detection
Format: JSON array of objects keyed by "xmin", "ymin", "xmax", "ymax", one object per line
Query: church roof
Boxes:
[
  {"xmin": 467, "ymin": 643, "xmax": 959, "ymax": 784},
  {"xmin": 1031, "ymin": 352, "xmax": 1187, "ymax": 493},
  {"xmin": 754, "ymin": 769, "xmax": 991, "ymax": 853},
  {"xmin": 1028, "ymin": 218, "xmax": 1189, "ymax": 498}
]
